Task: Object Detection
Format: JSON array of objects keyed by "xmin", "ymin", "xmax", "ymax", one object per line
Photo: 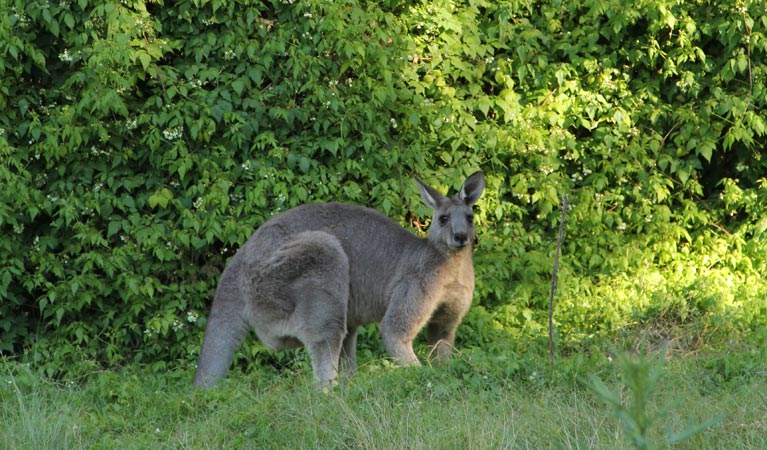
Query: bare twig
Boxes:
[
  {"xmin": 742, "ymin": 8, "xmax": 754, "ymax": 115},
  {"xmin": 549, "ymin": 194, "xmax": 568, "ymax": 364}
]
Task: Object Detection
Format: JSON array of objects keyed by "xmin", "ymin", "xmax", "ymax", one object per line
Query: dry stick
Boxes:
[{"xmin": 549, "ymin": 195, "xmax": 568, "ymax": 364}]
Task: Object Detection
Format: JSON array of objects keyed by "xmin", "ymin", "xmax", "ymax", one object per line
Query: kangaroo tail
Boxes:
[{"xmin": 193, "ymin": 256, "xmax": 250, "ymax": 387}]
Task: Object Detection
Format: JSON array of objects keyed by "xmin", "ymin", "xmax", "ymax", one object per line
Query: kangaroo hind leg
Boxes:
[{"xmin": 268, "ymin": 231, "xmax": 351, "ymax": 388}]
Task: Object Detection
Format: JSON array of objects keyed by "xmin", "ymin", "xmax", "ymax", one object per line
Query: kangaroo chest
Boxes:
[{"xmin": 429, "ymin": 253, "xmax": 475, "ymax": 305}]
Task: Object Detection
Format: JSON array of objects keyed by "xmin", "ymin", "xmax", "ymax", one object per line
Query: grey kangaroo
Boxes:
[{"xmin": 193, "ymin": 171, "xmax": 485, "ymax": 387}]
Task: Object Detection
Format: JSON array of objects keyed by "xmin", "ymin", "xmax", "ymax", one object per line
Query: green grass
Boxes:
[{"xmin": 2, "ymin": 345, "xmax": 765, "ymax": 450}]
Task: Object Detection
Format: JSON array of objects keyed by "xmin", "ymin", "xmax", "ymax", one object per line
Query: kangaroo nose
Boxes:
[{"xmin": 454, "ymin": 232, "xmax": 468, "ymax": 246}]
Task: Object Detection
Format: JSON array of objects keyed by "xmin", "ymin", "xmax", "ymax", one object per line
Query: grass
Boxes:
[{"xmin": 2, "ymin": 343, "xmax": 766, "ymax": 450}]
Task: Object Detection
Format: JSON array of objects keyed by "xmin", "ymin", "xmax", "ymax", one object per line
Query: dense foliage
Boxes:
[{"xmin": 1, "ymin": 0, "xmax": 766, "ymax": 377}]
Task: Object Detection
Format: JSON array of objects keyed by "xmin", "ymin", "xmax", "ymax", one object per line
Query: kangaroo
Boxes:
[{"xmin": 193, "ymin": 171, "xmax": 485, "ymax": 387}]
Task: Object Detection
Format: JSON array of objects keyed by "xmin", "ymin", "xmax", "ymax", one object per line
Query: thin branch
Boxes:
[
  {"xmin": 549, "ymin": 194, "xmax": 568, "ymax": 364},
  {"xmin": 742, "ymin": 8, "xmax": 754, "ymax": 115}
]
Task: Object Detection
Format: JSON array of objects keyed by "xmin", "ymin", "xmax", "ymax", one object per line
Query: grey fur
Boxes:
[{"xmin": 193, "ymin": 171, "xmax": 485, "ymax": 387}]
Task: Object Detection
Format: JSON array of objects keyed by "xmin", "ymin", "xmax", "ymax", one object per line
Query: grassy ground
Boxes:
[{"xmin": 2, "ymin": 345, "xmax": 765, "ymax": 450}]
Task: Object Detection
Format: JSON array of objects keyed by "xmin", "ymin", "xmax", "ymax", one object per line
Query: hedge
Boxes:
[{"xmin": 1, "ymin": 0, "xmax": 765, "ymax": 376}]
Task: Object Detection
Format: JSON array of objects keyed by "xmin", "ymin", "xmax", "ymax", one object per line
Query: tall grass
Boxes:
[
  {"xmin": 1, "ymin": 373, "xmax": 81, "ymax": 450},
  {"xmin": 2, "ymin": 349, "xmax": 765, "ymax": 450}
]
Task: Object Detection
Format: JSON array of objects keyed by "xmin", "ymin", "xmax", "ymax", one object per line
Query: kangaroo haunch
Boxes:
[{"xmin": 193, "ymin": 172, "xmax": 485, "ymax": 387}]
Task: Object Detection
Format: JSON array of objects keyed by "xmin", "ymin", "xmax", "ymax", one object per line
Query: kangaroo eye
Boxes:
[
  {"xmin": 438, "ymin": 215, "xmax": 449, "ymax": 226},
  {"xmin": 466, "ymin": 214, "xmax": 474, "ymax": 223}
]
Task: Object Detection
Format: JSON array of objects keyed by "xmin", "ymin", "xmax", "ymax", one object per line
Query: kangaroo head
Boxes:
[{"xmin": 416, "ymin": 171, "xmax": 485, "ymax": 251}]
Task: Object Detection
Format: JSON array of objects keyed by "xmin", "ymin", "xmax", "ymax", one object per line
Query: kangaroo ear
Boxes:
[
  {"xmin": 415, "ymin": 179, "xmax": 444, "ymax": 210},
  {"xmin": 459, "ymin": 171, "xmax": 485, "ymax": 206}
]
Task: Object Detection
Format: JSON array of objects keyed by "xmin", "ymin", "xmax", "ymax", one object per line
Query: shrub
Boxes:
[{"xmin": 1, "ymin": 0, "xmax": 765, "ymax": 376}]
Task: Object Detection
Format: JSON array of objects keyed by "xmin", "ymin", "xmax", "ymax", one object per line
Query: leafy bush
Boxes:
[{"xmin": 1, "ymin": 0, "xmax": 765, "ymax": 377}]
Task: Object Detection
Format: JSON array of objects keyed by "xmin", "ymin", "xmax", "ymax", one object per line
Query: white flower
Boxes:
[
  {"xmin": 162, "ymin": 126, "xmax": 182, "ymax": 140},
  {"xmin": 59, "ymin": 49, "xmax": 73, "ymax": 62}
]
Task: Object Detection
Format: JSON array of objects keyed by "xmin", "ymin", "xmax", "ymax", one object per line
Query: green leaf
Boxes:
[
  {"xmin": 697, "ymin": 142, "xmax": 714, "ymax": 163},
  {"xmin": 148, "ymin": 188, "xmax": 174, "ymax": 209},
  {"xmin": 299, "ymin": 156, "xmax": 311, "ymax": 173},
  {"xmin": 736, "ymin": 54, "xmax": 748, "ymax": 73},
  {"xmin": 56, "ymin": 307, "xmax": 65, "ymax": 325},
  {"xmin": 138, "ymin": 53, "xmax": 151, "ymax": 70},
  {"xmin": 754, "ymin": 217, "xmax": 767, "ymax": 236},
  {"xmin": 64, "ymin": 13, "xmax": 75, "ymax": 29},
  {"xmin": 191, "ymin": 236, "xmax": 208, "ymax": 249},
  {"xmin": 49, "ymin": 20, "xmax": 60, "ymax": 37},
  {"xmin": 477, "ymin": 96, "xmax": 494, "ymax": 116},
  {"xmin": 108, "ymin": 221, "xmax": 122, "ymax": 237},
  {"xmin": 231, "ymin": 79, "xmax": 245, "ymax": 96},
  {"xmin": 321, "ymin": 139, "xmax": 339, "ymax": 155}
]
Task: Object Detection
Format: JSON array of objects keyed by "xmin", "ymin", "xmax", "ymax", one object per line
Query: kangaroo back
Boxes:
[{"xmin": 193, "ymin": 171, "xmax": 485, "ymax": 388}]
